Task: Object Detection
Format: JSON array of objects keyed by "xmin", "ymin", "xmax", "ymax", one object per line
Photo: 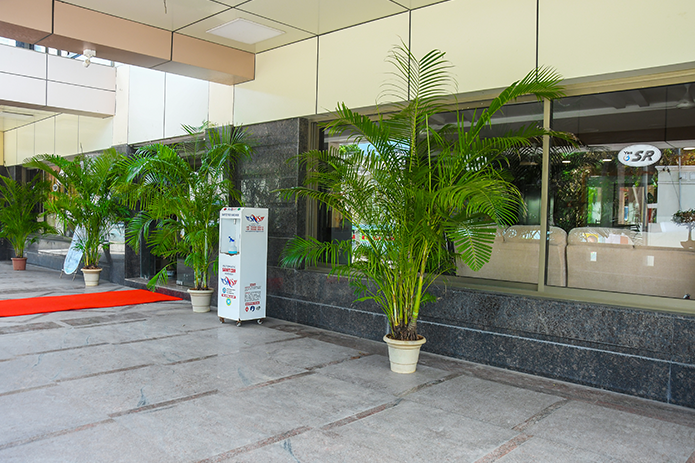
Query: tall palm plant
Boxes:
[
  {"xmin": 0, "ymin": 174, "xmax": 55, "ymax": 258},
  {"xmin": 278, "ymin": 44, "xmax": 568, "ymax": 341},
  {"xmin": 25, "ymin": 149, "xmax": 129, "ymax": 269},
  {"xmin": 120, "ymin": 125, "xmax": 252, "ymax": 291}
]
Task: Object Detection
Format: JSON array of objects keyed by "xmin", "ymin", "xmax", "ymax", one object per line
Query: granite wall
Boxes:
[
  {"xmin": 240, "ymin": 118, "xmax": 310, "ymax": 268},
  {"xmin": 267, "ymin": 267, "xmax": 695, "ymax": 409},
  {"xmin": 254, "ymin": 118, "xmax": 695, "ymax": 410}
]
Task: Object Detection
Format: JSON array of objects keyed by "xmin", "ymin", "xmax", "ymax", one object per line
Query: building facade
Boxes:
[{"xmin": 1, "ymin": 0, "xmax": 694, "ymax": 408}]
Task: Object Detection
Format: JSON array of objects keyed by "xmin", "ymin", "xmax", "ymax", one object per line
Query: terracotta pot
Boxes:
[
  {"xmin": 383, "ymin": 335, "xmax": 427, "ymax": 374},
  {"xmin": 82, "ymin": 268, "xmax": 102, "ymax": 287},
  {"xmin": 188, "ymin": 288, "xmax": 214, "ymax": 313},
  {"xmin": 11, "ymin": 257, "xmax": 27, "ymax": 271}
]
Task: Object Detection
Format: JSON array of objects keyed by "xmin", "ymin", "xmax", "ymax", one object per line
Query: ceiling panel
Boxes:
[
  {"xmin": 53, "ymin": 0, "xmax": 451, "ymax": 55},
  {"xmin": 238, "ymin": 0, "xmax": 406, "ymax": 35},
  {"xmin": 63, "ymin": 0, "xmax": 229, "ymax": 31},
  {"xmin": 178, "ymin": 9, "xmax": 313, "ymax": 53}
]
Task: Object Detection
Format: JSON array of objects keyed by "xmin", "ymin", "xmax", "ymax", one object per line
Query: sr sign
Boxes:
[{"xmin": 618, "ymin": 144, "xmax": 661, "ymax": 167}]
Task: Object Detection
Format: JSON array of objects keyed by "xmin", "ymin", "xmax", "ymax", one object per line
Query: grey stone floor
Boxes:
[{"xmin": 1, "ymin": 262, "xmax": 694, "ymax": 463}]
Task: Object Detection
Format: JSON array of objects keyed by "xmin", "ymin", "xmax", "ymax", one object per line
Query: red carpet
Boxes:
[{"xmin": 0, "ymin": 290, "xmax": 182, "ymax": 317}]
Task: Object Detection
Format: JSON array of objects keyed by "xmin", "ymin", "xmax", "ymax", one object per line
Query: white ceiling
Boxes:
[{"xmin": 62, "ymin": 0, "xmax": 448, "ymax": 53}]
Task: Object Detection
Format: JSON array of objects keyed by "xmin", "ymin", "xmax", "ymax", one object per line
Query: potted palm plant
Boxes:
[
  {"xmin": 120, "ymin": 124, "xmax": 252, "ymax": 312},
  {"xmin": 0, "ymin": 174, "xmax": 55, "ymax": 270},
  {"xmin": 278, "ymin": 44, "xmax": 569, "ymax": 373},
  {"xmin": 25, "ymin": 148, "xmax": 129, "ymax": 286}
]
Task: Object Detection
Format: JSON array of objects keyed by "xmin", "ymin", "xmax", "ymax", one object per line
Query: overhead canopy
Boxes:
[{"xmin": 0, "ymin": 0, "xmax": 255, "ymax": 85}]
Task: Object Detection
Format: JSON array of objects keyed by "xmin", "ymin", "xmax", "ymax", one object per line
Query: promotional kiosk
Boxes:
[{"xmin": 217, "ymin": 207, "xmax": 268, "ymax": 326}]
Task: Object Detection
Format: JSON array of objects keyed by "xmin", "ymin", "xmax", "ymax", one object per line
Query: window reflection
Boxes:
[
  {"xmin": 550, "ymin": 83, "xmax": 695, "ymax": 298},
  {"xmin": 319, "ymin": 83, "xmax": 695, "ymax": 299}
]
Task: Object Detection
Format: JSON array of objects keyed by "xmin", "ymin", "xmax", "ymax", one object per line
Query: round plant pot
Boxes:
[
  {"xmin": 11, "ymin": 257, "xmax": 28, "ymax": 271},
  {"xmin": 188, "ymin": 288, "xmax": 214, "ymax": 313},
  {"xmin": 82, "ymin": 268, "xmax": 102, "ymax": 287},
  {"xmin": 383, "ymin": 335, "xmax": 427, "ymax": 374}
]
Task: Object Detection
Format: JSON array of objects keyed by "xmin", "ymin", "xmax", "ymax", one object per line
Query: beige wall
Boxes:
[
  {"xmin": 538, "ymin": 0, "xmax": 695, "ymax": 80},
  {"xmin": 317, "ymin": 13, "xmax": 409, "ymax": 113},
  {"xmin": 3, "ymin": 130, "xmax": 17, "ymax": 166},
  {"xmin": 411, "ymin": 0, "xmax": 537, "ymax": 93},
  {"xmin": 233, "ymin": 0, "xmax": 695, "ymax": 125},
  {"xmin": 234, "ymin": 38, "xmax": 318, "ymax": 125},
  {"xmin": 209, "ymin": 83, "xmax": 235, "ymax": 127},
  {"xmin": 113, "ymin": 65, "xmax": 130, "ymax": 146},
  {"xmin": 164, "ymin": 73, "xmax": 209, "ymax": 139}
]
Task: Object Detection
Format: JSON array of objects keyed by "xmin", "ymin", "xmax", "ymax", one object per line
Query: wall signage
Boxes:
[{"xmin": 618, "ymin": 144, "xmax": 661, "ymax": 167}]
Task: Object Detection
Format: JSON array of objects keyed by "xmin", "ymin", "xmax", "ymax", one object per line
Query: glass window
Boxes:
[
  {"xmin": 320, "ymin": 100, "xmax": 548, "ymax": 284},
  {"xmin": 550, "ymin": 83, "xmax": 695, "ymax": 299}
]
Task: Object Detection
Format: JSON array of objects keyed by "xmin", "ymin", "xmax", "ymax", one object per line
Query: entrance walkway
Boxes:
[{"xmin": 0, "ymin": 262, "xmax": 694, "ymax": 462}]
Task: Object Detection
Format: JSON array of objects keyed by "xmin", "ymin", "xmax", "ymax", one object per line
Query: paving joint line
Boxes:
[
  {"xmin": 56, "ymin": 363, "xmax": 154, "ymax": 383},
  {"xmin": 461, "ymin": 367, "xmax": 695, "ymax": 429},
  {"xmin": 262, "ymin": 335, "xmax": 306, "ymax": 346},
  {"xmin": 236, "ymin": 371, "xmax": 316, "ymax": 393},
  {"xmin": 196, "ymin": 426, "xmax": 313, "ymax": 463},
  {"xmin": 165, "ymin": 354, "xmax": 219, "ymax": 365},
  {"xmin": 593, "ymin": 399, "xmax": 695, "ymax": 430},
  {"xmin": 13, "ymin": 342, "xmax": 111, "ymax": 358},
  {"xmin": 305, "ymin": 353, "xmax": 373, "ymax": 371},
  {"xmin": 0, "ymin": 322, "xmax": 63, "ymax": 336},
  {"xmin": 0, "ymin": 382, "xmax": 57, "ymax": 398},
  {"xmin": 114, "ymin": 333, "xmax": 188, "ymax": 345},
  {"xmin": 512, "ymin": 398, "xmax": 570, "ymax": 432},
  {"xmin": 686, "ymin": 449, "xmax": 695, "ymax": 463},
  {"xmin": 0, "ymin": 418, "xmax": 115, "ymax": 451},
  {"xmin": 473, "ymin": 433, "xmax": 534, "ymax": 463},
  {"xmin": 72, "ymin": 319, "xmax": 147, "ymax": 329},
  {"xmin": 184, "ymin": 326, "xmax": 220, "ymax": 333},
  {"xmin": 109, "ymin": 389, "xmax": 219, "ymax": 417},
  {"xmin": 397, "ymin": 371, "xmax": 467, "ymax": 398},
  {"xmin": 321, "ymin": 399, "xmax": 403, "ymax": 431}
]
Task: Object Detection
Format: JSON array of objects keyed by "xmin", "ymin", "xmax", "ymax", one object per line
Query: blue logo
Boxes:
[
  {"xmin": 226, "ymin": 298, "xmax": 231, "ymax": 306},
  {"xmin": 250, "ymin": 306, "xmax": 255, "ymax": 312}
]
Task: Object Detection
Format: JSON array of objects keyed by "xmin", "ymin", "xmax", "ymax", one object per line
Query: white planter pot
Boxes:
[
  {"xmin": 188, "ymin": 288, "xmax": 214, "ymax": 313},
  {"xmin": 82, "ymin": 268, "xmax": 102, "ymax": 287},
  {"xmin": 383, "ymin": 335, "xmax": 427, "ymax": 374}
]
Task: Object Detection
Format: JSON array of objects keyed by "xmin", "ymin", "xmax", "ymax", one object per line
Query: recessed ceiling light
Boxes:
[
  {"xmin": 562, "ymin": 160, "xmax": 571, "ymax": 164},
  {"xmin": 602, "ymin": 158, "xmax": 612, "ymax": 162},
  {"xmin": 683, "ymin": 147, "xmax": 695, "ymax": 151},
  {"xmin": 207, "ymin": 18, "xmax": 284, "ymax": 44}
]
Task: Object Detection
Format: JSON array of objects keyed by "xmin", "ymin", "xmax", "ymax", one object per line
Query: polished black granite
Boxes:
[{"xmin": 266, "ymin": 270, "xmax": 695, "ymax": 408}]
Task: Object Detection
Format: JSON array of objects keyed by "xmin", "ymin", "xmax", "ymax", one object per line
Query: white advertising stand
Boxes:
[{"xmin": 217, "ymin": 207, "xmax": 268, "ymax": 326}]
